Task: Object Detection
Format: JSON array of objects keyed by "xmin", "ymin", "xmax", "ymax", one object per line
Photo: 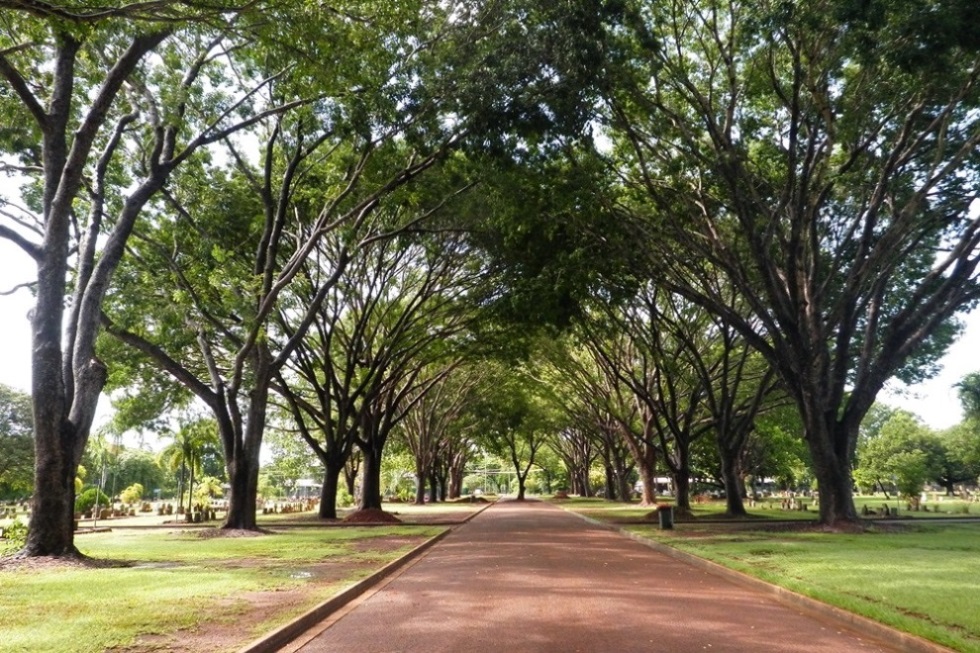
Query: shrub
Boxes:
[
  {"xmin": 119, "ymin": 483, "xmax": 144, "ymax": 506},
  {"xmin": 2, "ymin": 518, "xmax": 28, "ymax": 544},
  {"xmin": 75, "ymin": 487, "xmax": 110, "ymax": 514},
  {"xmin": 336, "ymin": 485, "xmax": 354, "ymax": 508}
]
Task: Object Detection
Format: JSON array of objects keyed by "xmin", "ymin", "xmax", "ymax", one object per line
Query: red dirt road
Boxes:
[{"xmin": 288, "ymin": 501, "xmax": 899, "ymax": 653}]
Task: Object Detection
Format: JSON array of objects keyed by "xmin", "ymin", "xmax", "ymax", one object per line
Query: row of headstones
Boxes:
[{"xmin": 261, "ymin": 499, "xmax": 318, "ymax": 514}]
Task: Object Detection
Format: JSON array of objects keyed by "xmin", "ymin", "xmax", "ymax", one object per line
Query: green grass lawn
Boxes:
[
  {"xmin": 254, "ymin": 499, "xmax": 489, "ymax": 524},
  {"xmin": 0, "ymin": 525, "xmax": 442, "ymax": 653},
  {"xmin": 554, "ymin": 494, "xmax": 977, "ymax": 523},
  {"xmin": 623, "ymin": 522, "xmax": 980, "ymax": 652},
  {"xmin": 553, "ymin": 496, "xmax": 821, "ymax": 522},
  {"xmin": 553, "ymin": 496, "xmax": 980, "ymax": 650}
]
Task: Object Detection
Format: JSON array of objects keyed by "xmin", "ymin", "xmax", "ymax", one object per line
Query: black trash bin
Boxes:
[{"xmin": 658, "ymin": 505, "xmax": 674, "ymax": 530}]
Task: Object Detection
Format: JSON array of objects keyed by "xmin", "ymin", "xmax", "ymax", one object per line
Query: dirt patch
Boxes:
[
  {"xmin": 344, "ymin": 508, "xmax": 402, "ymax": 523},
  {"xmin": 107, "ymin": 536, "xmax": 427, "ymax": 653},
  {"xmin": 110, "ymin": 587, "xmax": 312, "ymax": 653},
  {"xmin": 350, "ymin": 536, "xmax": 421, "ymax": 554}
]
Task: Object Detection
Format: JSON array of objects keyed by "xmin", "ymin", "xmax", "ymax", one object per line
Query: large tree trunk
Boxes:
[
  {"xmin": 427, "ymin": 472, "xmax": 439, "ymax": 503},
  {"xmin": 807, "ymin": 425, "xmax": 859, "ymax": 525},
  {"xmin": 319, "ymin": 462, "xmax": 343, "ymax": 519},
  {"xmin": 620, "ymin": 432, "xmax": 656, "ymax": 505},
  {"xmin": 436, "ymin": 469, "xmax": 449, "ymax": 501},
  {"xmin": 22, "ymin": 424, "xmax": 79, "ymax": 557},
  {"xmin": 666, "ymin": 442, "xmax": 694, "ymax": 514},
  {"xmin": 448, "ymin": 463, "xmax": 464, "ymax": 500},
  {"xmin": 515, "ymin": 473, "xmax": 527, "ymax": 501},
  {"xmin": 224, "ymin": 451, "xmax": 259, "ymax": 529},
  {"xmin": 222, "ymin": 354, "xmax": 271, "ymax": 530},
  {"xmin": 359, "ymin": 443, "xmax": 383, "ymax": 511},
  {"xmin": 615, "ymin": 462, "xmax": 633, "ymax": 504},
  {"xmin": 414, "ymin": 456, "xmax": 427, "ymax": 505},
  {"xmin": 719, "ymin": 448, "xmax": 747, "ymax": 517},
  {"xmin": 636, "ymin": 448, "xmax": 657, "ymax": 505},
  {"xmin": 604, "ymin": 464, "xmax": 617, "ymax": 500}
]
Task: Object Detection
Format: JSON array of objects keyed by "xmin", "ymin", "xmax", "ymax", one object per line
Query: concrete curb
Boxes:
[
  {"xmin": 236, "ymin": 502, "xmax": 493, "ymax": 653},
  {"xmin": 563, "ymin": 507, "xmax": 954, "ymax": 653}
]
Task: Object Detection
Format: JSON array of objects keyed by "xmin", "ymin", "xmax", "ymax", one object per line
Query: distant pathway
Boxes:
[{"xmin": 287, "ymin": 501, "xmax": 898, "ymax": 653}]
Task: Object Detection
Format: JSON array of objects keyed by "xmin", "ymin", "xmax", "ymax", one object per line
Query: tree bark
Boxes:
[
  {"xmin": 427, "ymin": 472, "xmax": 439, "ymax": 503},
  {"xmin": 719, "ymin": 448, "xmax": 747, "ymax": 517},
  {"xmin": 672, "ymin": 445, "xmax": 693, "ymax": 513},
  {"xmin": 448, "ymin": 464, "xmax": 464, "ymax": 500},
  {"xmin": 22, "ymin": 423, "xmax": 79, "ymax": 557},
  {"xmin": 319, "ymin": 462, "xmax": 343, "ymax": 519},
  {"xmin": 359, "ymin": 443, "xmax": 383, "ymax": 511},
  {"xmin": 604, "ymin": 464, "xmax": 617, "ymax": 500},
  {"xmin": 414, "ymin": 471, "xmax": 427, "ymax": 505},
  {"xmin": 806, "ymin": 420, "xmax": 859, "ymax": 525},
  {"xmin": 636, "ymin": 447, "xmax": 657, "ymax": 505},
  {"xmin": 515, "ymin": 473, "xmax": 527, "ymax": 500}
]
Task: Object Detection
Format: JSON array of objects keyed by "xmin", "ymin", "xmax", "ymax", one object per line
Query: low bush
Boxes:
[{"xmin": 75, "ymin": 487, "xmax": 110, "ymax": 514}]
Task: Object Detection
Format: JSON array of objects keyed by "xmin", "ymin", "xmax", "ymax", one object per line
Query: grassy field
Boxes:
[
  {"xmin": 0, "ymin": 525, "xmax": 443, "ymax": 653},
  {"xmin": 554, "ymin": 497, "xmax": 980, "ymax": 652},
  {"xmin": 555, "ymin": 494, "xmax": 977, "ymax": 523}
]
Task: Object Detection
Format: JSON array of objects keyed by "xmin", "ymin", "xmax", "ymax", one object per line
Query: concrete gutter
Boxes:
[
  {"xmin": 564, "ymin": 507, "xmax": 955, "ymax": 653},
  {"xmin": 236, "ymin": 501, "xmax": 493, "ymax": 653}
]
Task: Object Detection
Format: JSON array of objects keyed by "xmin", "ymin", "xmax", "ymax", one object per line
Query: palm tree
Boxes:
[{"xmin": 158, "ymin": 419, "xmax": 218, "ymax": 519}]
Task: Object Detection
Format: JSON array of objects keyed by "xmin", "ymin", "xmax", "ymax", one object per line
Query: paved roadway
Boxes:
[{"xmin": 286, "ymin": 501, "xmax": 899, "ymax": 653}]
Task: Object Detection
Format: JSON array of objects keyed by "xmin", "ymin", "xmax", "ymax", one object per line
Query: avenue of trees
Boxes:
[{"xmin": 4, "ymin": 0, "xmax": 980, "ymax": 558}]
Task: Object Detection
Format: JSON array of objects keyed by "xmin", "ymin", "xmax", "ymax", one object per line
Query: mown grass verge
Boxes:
[
  {"xmin": 555, "ymin": 496, "xmax": 980, "ymax": 650},
  {"xmin": 622, "ymin": 521, "xmax": 980, "ymax": 652},
  {"xmin": 0, "ymin": 525, "xmax": 442, "ymax": 653}
]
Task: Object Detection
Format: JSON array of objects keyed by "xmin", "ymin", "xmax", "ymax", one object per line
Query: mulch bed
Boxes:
[{"xmin": 343, "ymin": 508, "xmax": 402, "ymax": 523}]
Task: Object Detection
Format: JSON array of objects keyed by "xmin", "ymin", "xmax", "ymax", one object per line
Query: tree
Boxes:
[
  {"xmin": 0, "ymin": 1, "xmax": 307, "ymax": 556},
  {"xmin": 934, "ymin": 423, "xmax": 980, "ymax": 494},
  {"xmin": 646, "ymin": 291, "xmax": 781, "ymax": 517},
  {"xmin": 743, "ymin": 406, "xmax": 811, "ymax": 493},
  {"xmin": 476, "ymin": 367, "xmax": 551, "ymax": 501},
  {"xmin": 0, "ymin": 384, "xmax": 34, "ymax": 498},
  {"xmin": 400, "ymin": 366, "xmax": 482, "ymax": 505},
  {"xmin": 276, "ymin": 226, "xmax": 481, "ymax": 515},
  {"xmin": 854, "ymin": 411, "xmax": 943, "ymax": 505},
  {"xmin": 158, "ymin": 418, "xmax": 219, "ymax": 518},
  {"xmin": 957, "ymin": 372, "xmax": 980, "ymax": 423},
  {"xmin": 540, "ymin": 337, "xmax": 639, "ymax": 502},
  {"xmin": 582, "ymin": 284, "xmax": 779, "ymax": 514},
  {"xmin": 548, "ymin": 425, "xmax": 599, "ymax": 497},
  {"xmin": 603, "ymin": 0, "xmax": 980, "ymax": 525}
]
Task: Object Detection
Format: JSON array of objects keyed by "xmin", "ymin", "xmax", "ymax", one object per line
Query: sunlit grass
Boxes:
[
  {"xmin": 0, "ymin": 525, "xmax": 442, "ymax": 653},
  {"xmin": 554, "ymin": 494, "xmax": 977, "ymax": 523},
  {"xmin": 626, "ymin": 522, "xmax": 980, "ymax": 652},
  {"xmin": 254, "ymin": 499, "xmax": 489, "ymax": 524}
]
